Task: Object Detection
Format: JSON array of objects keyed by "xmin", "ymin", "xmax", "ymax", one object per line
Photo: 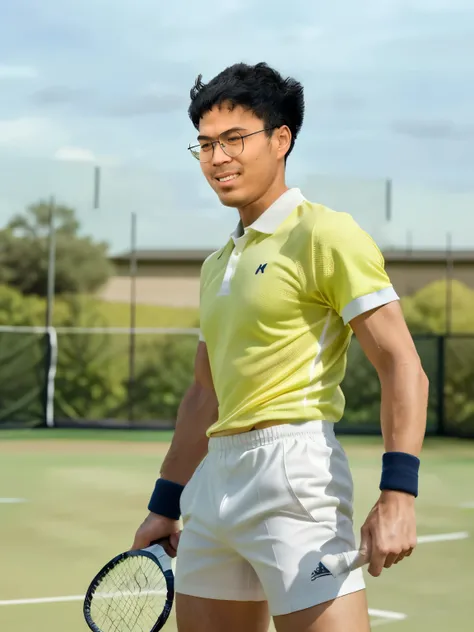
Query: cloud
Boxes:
[
  {"xmin": 0, "ymin": 117, "xmax": 66, "ymax": 148},
  {"xmin": 392, "ymin": 120, "xmax": 474, "ymax": 140},
  {"xmin": 0, "ymin": 64, "xmax": 38, "ymax": 79},
  {"xmin": 108, "ymin": 93, "xmax": 185, "ymax": 117},
  {"xmin": 54, "ymin": 146, "xmax": 96, "ymax": 162},
  {"xmin": 31, "ymin": 85, "xmax": 84, "ymax": 106},
  {"xmin": 54, "ymin": 145, "xmax": 122, "ymax": 167}
]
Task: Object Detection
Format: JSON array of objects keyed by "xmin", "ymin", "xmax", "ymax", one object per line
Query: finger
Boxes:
[
  {"xmin": 169, "ymin": 532, "xmax": 180, "ymax": 549},
  {"xmin": 383, "ymin": 552, "xmax": 400, "ymax": 569},
  {"xmin": 130, "ymin": 536, "xmax": 148, "ymax": 551},
  {"xmin": 162, "ymin": 542, "xmax": 177, "ymax": 558},
  {"xmin": 368, "ymin": 546, "xmax": 388, "ymax": 577},
  {"xmin": 359, "ymin": 526, "xmax": 372, "ymax": 561}
]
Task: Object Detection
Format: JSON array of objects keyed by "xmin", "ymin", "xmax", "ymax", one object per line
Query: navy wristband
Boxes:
[
  {"xmin": 148, "ymin": 478, "xmax": 185, "ymax": 520},
  {"xmin": 379, "ymin": 451, "xmax": 420, "ymax": 497}
]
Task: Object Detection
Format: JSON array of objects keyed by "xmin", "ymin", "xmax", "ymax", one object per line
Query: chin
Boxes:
[{"xmin": 215, "ymin": 189, "xmax": 246, "ymax": 208}]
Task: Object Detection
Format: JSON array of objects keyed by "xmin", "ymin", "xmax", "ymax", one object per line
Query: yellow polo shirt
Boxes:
[{"xmin": 199, "ymin": 188, "xmax": 398, "ymax": 437}]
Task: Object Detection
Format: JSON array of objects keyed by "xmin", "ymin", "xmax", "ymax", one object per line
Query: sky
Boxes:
[{"xmin": 0, "ymin": 0, "xmax": 473, "ymax": 254}]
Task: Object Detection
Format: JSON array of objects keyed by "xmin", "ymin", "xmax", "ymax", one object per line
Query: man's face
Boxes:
[{"xmin": 196, "ymin": 103, "xmax": 283, "ymax": 208}]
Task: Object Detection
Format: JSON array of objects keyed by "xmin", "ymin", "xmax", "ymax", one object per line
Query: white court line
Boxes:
[
  {"xmin": 0, "ymin": 593, "xmax": 407, "ymax": 623},
  {"xmin": 368, "ymin": 609, "xmax": 407, "ymax": 621},
  {"xmin": 0, "ymin": 595, "xmax": 84, "ymax": 606},
  {"xmin": 0, "ymin": 498, "xmax": 27, "ymax": 504},
  {"xmin": 417, "ymin": 531, "xmax": 469, "ymax": 544},
  {"xmin": 1, "ymin": 531, "xmax": 469, "ymax": 617},
  {"xmin": 460, "ymin": 501, "xmax": 474, "ymax": 509}
]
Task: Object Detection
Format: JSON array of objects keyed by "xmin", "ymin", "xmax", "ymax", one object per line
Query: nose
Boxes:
[{"xmin": 212, "ymin": 142, "xmax": 232, "ymax": 167}]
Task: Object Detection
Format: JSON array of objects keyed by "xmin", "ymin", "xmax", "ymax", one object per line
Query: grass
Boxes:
[{"xmin": 0, "ymin": 433, "xmax": 472, "ymax": 632}]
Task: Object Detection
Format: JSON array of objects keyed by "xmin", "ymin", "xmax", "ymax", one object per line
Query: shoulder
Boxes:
[
  {"xmin": 293, "ymin": 200, "xmax": 357, "ymax": 238},
  {"xmin": 304, "ymin": 203, "xmax": 380, "ymax": 255}
]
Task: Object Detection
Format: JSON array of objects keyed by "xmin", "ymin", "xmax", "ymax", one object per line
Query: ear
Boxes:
[{"xmin": 275, "ymin": 125, "xmax": 292, "ymax": 160}]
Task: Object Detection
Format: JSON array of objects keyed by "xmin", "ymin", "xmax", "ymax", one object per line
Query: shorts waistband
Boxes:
[{"xmin": 208, "ymin": 420, "xmax": 333, "ymax": 451}]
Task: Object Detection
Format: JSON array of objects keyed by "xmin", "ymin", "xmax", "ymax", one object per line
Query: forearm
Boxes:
[
  {"xmin": 160, "ymin": 381, "xmax": 218, "ymax": 485},
  {"xmin": 379, "ymin": 356, "xmax": 429, "ymax": 457}
]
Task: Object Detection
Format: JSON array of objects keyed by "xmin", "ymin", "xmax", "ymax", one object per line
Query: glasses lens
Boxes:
[{"xmin": 219, "ymin": 131, "xmax": 243, "ymax": 158}]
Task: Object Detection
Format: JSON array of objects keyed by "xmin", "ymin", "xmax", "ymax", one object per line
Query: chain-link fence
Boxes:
[{"xmin": 1, "ymin": 327, "xmax": 473, "ymax": 437}]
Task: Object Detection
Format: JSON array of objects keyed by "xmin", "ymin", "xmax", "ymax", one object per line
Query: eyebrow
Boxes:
[{"xmin": 197, "ymin": 126, "xmax": 248, "ymax": 142}]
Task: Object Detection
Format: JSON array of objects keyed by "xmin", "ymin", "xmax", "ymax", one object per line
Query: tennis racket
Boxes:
[
  {"xmin": 320, "ymin": 549, "xmax": 369, "ymax": 577},
  {"xmin": 83, "ymin": 540, "xmax": 174, "ymax": 632}
]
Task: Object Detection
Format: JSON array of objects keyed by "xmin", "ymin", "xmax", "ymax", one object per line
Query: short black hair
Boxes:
[{"xmin": 188, "ymin": 62, "xmax": 304, "ymax": 159}]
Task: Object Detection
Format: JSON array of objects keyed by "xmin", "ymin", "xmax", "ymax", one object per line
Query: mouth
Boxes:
[{"xmin": 214, "ymin": 173, "xmax": 240, "ymax": 185}]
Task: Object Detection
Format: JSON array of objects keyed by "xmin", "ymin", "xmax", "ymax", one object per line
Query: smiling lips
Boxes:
[{"xmin": 215, "ymin": 173, "xmax": 240, "ymax": 184}]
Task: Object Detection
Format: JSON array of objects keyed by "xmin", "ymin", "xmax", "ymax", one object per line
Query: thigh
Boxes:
[
  {"xmin": 176, "ymin": 517, "xmax": 266, "ymax": 602},
  {"xmin": 273, "ymin": 589, "xmax": 370, "ymax": 632},
  {"xmin": 230, "ymin": 423, "xmax": 365, "ymax": 616},
  {"xmin": 176, "ymin": 594, "xmax": 270, "ymax": 632}
]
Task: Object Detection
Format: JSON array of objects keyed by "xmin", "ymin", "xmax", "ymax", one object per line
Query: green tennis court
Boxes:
[{"xmin": 0, "ymin": 431, "xmax": 472, "ymax": 631}]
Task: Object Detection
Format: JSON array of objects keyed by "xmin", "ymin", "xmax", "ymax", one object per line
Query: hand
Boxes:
[
  {"xmin": 131, "ymin": 512, "xmax": 181, "ymax": 558},
  {"xmin": 360, "ymin": 490, "xmax": 417, "ymax": 577}
]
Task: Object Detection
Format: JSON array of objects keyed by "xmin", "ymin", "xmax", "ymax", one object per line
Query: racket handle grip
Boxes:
[{"xmin": 320, "ymin": 550, "xmax": 369, "ymax": 577}]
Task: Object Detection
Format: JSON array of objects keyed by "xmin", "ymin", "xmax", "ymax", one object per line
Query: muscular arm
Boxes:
[
  {"xmin": 350, "ymin": 301, "xmax": 428, "ymax": 455},
  {"xmin": 131, "ymin": 341, "xmax": 217, "ymax": 552},
  {"xmin": 350, "ymin": 300, "xmax": 429, "ymax": 576},
  {"xmin": 160, "ymin": 341, "xmax": 218, "ymax": 485}
]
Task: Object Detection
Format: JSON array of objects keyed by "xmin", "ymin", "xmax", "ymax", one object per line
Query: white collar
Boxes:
[{"xmin": 230, "ymin": 188, "xmax": 306, "ymax": 244}]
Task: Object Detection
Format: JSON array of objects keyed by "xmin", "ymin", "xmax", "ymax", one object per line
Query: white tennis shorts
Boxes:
[{"xmin": 175, "ymin": 421, "xmax": 365, "ymax": 616}]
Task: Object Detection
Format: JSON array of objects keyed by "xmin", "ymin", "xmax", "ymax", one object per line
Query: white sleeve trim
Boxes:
[
  {"xmin": 198, "ymin": 330, "xmax": 205, "ymax": 342},
  {"xmin": 342, "ymin": 286, "xmax": 399, "ymax": 325}
]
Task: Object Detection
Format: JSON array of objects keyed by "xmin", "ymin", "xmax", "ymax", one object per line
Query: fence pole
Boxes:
[
  {"xmin": 385, "ymin": 178, "xmax": 392, "ymax": 221},
  {"xmin": 128, "ymin": 212, "xmax": 138, "ymax": 425},
  {"xmin": 436, "ymin": 335, "xmax": 446, "ymax": 436},
  {"xmin": 45, "ymin": 196, "xmax": 56, "ymax": 329}
]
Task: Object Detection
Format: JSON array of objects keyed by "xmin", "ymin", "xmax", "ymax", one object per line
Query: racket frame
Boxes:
[{"xmin": 83, "ymin": 546, "xmax": 174, "ymax": 632}]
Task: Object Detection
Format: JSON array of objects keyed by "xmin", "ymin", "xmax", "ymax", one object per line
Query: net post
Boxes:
[{"xmin": 44, "ymin": 326, "xmax": 58, "ymax": 428}]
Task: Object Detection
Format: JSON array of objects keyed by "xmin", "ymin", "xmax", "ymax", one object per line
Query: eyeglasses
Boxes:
[{"xmin": 188, "ymin": 127, "xmax": 276, "ymax": 162}]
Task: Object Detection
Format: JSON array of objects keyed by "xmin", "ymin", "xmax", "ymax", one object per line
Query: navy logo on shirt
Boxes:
[
  {"xmin": 255, "ymin": 263, "xmax": 267, "ymax": 275},
  {"xmin": 311, "ymin": 562, "xmax": 332, "ymax": 581}
]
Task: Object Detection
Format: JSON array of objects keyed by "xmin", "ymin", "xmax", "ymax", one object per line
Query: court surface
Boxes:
[{"xmin": 0, "ymin": 430, "xmax": 473, "ymax": 631}]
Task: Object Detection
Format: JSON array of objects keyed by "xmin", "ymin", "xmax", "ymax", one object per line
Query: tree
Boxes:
[
  {"xmin": 400, "ymin": 280, "xmax": 474, "ymax": 334},
  {"xmin": 0, "ymin": 199, "xmax": 112, "ymax": 297}
]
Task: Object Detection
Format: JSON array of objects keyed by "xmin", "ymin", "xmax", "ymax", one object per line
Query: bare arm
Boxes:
[
  {"xmin": 350, "ymin": 301, "xmax": 428, "ymax": 455},
  {"xmin": 350, "ymin": 301, "xmax": 429, "ymax": 577},
  {"xmin": 160, "ymin": 341, "xmax": 218, "ymax": 485},
  {"xmin": 131, "ymin": 341, "xmax": 217, "ymax": 552}
]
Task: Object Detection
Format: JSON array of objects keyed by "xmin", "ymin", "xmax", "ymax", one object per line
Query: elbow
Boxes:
[{"xmin": 378, "ymin": 351, "xmax": 429, "ymax": 392}]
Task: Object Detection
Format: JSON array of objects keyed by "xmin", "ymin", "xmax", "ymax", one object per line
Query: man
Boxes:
[{"xmin": 132, "ymin": 62, "xmax": 428, "ymax": 632}]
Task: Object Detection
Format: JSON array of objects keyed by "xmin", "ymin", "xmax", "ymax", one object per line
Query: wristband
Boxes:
[
  {"xmin": 148, "ymin": 478, "xmax": 185, "ymax": 520},
  {"xmin": 379, "ymin": 451, "xmax": 420, "ymax": 497}
]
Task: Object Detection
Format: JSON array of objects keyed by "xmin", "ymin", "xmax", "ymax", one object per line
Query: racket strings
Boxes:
[{"xmin": 91, "ymin": 555, "xmax": 167, "ymax": 632}]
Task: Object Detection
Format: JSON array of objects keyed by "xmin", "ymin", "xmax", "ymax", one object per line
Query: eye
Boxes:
[
  {"xmin": 225, "ymin": 136, "xmax": 240, "ymax": 144},
  {"xmin": 200, "ymin": 142, "xmax": 212, "ymax": 152}
]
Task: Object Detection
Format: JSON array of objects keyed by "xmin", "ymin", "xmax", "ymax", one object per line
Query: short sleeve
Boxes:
[{"xmin": 313, "ymin": 212, "xmax": 399, "ymax": 325}]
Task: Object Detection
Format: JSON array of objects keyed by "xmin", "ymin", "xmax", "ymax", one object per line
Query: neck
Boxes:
[{"xmin": 238, "ymin": 179, "xmax": 289, "ymax": 228}]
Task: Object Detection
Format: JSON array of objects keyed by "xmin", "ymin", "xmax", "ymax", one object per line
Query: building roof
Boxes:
[
  {"xmin": 110, "ymin": 248, "xmax": 474, "ymax": 264},
  {"xmin": 111, "ymin": 249, "xmax": 215, "ymax": 263},
  {"xmin": 383, "ymin": 250, "xmax": 474, "ymax": 263}
]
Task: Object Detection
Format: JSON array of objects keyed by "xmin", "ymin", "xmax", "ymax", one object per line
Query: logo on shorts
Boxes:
[
  {"xmin": 255, "ymin": 263, "xmax": 267, "ymax": 274},
  {"xmin": 311, "ymin": 562, "xmax": 332, "ymax": 581}
]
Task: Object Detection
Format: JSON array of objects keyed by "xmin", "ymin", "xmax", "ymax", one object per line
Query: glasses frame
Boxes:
[{"xmin": 188, "ymin": 127, "xmax": 277, "ymax": 162}]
